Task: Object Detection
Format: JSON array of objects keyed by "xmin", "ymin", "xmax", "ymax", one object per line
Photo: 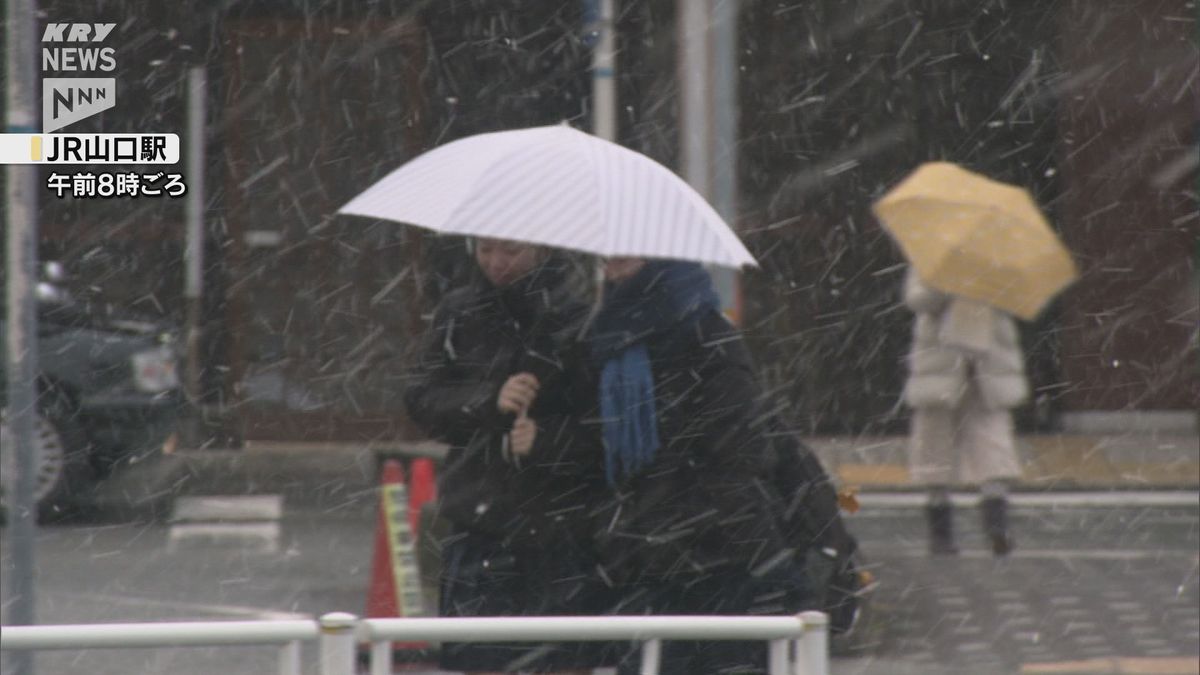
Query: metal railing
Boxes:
[
  {"xmin": 0, "ymin": 618, "xmax": 316, "ymax": 675},
  {"xmin": 2, "ymin": 611, "xmax": 830, "ymax": 675}
]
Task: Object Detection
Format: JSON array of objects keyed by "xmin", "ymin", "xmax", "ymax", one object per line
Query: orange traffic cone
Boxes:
[
  {"xmin": 407, "ymin": 458, "xmax": 437, "ymax": 534},
  {"xmin": 365, "ymin": 459, "xmax": 431, "ymax": 658}
]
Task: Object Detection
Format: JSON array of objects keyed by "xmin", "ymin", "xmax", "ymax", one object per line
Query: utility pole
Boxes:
[
  {"xmin": 588, "ymin": 0, "xmax": 617, "ymax": 141},
  {"xmin": 679, "ymin": 0, "xmax": 742, "ymax": 324},
  {"xmin": 183, "ymin": 66, "xmax": 207, "ymax": 447},
  {"xmin": 4, "ymin": 0, "xmax": 41, "ymax": 672},
  {"xmin": 712, "ymin": 0, "xmax": 741, "ymax": 323}
]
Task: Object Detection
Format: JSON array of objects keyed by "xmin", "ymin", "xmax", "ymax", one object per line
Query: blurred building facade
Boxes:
[{"xmin": 23, "ymin": 0, "xmax": 1197, "ymax": 444}]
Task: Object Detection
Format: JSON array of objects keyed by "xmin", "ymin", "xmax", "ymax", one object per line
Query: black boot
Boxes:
[
  {"xmin": 980, "ymin": 497, "xmax": 1013, "ymax": 556},
  {"xmin": 925, "ymin": 503, "xmax": 958, "ymax": 555}
]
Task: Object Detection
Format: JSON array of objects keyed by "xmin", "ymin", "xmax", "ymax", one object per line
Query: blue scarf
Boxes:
[{"xmin": 589, "ymin": 261, "xmax": 720, "ymax": 485}]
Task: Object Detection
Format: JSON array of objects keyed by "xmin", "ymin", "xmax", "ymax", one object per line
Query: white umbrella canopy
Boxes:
[{"xmin": 338, "ymin": 125, "xmax": 757, "ymax": 269}]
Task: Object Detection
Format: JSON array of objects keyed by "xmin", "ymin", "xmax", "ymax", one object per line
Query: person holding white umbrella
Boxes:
[
  {"xmin": 341, "ymin": 125, "xmax": 789, "ymax": 671},
  {"xmin": 403, "ymin": 238, "xmax": 610, "ymax": 674}
]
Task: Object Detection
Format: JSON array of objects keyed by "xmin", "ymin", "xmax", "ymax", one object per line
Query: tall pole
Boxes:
[
  {"xmin": 4, "ymin": 0, "xmax": 41, "ymax": 673},
  {"xmin": 679, "ymin": 0, "xmax": 743, "ymax": 324},
  {"xmin": 711, "ymin": 0, "xmax": 741, "ymax": 324},
  {"xmin": 590, "ymin": 0, "xmax": 617, "ymax": 141},
  {"xmin": 183, "ymin": 67, "xmax": 207, "ymax": 446},
  {"xmin": 678, "ymin": 0, "xmax": 712, "ymax": 199}
]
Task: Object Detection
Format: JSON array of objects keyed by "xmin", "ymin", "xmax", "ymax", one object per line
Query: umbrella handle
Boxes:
[
  {"xmin": 501, "ymin": 411, "xmax": 529, "ymax": 468},
  {"xmin": 500, "ymin": 432, "xmax": 521, "ymax": 468},
  {"xmin": 576, "ymin": 258, "xmax": 606, "ymax": 342}
]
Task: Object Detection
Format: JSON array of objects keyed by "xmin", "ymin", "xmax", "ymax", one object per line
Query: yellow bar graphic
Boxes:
[{"xmin": 30, "ymin": 136, "xmax": 41, "ymax": 161}]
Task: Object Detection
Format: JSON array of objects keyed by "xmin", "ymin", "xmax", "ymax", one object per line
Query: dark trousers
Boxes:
[
  {"xmin": 438, "ymin": 529, "xmax": 613, "ymax": 672},
  {"xmin": 607, "ymin": 562, "xmax": 811, "ymax": 675}
]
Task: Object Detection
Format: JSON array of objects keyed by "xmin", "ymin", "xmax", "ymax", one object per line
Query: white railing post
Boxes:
[
  {"xmin": 639, "ymin": 638, "xmax": 662, "ymax": 675},
  {"xmin": 795, "ymin": 611, "xmax": 829, "ymax": 675},
  {"xmin": 369, "ymin": 640, "xmax": 391, "ymax": 675},
  {"xmin": 277, "ymin": 640, "xmax": 301, "ymax": 675},
  {"xmin": 318, "ymin": 612, "xmax": 358, "ymax": 675},
  {"xmin": 768, "ymin": 638, "xmax": 789, "ymax": 675}
]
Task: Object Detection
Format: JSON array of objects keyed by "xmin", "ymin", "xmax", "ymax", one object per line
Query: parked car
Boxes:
[{"xmin": 0, "ymin": 262, "xmax": 183, "ymax": 519}]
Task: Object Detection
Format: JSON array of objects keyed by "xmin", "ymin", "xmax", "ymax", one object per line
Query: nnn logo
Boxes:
[
  {"xmin": 42, "ymin": 23, "xmax": 117, "ymax": 133},
  {"xmin": 43, "ymin": 78, "xmax": 115, "ymax": 132}
]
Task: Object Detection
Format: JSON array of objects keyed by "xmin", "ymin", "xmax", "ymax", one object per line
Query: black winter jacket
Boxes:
[
  {"xmin": 404, "ymin": 262, "xmax": 605, "ymax": 550},
  {"xmin": 588, "ymin": 307, "xmax": 795, "ymax": 585}
]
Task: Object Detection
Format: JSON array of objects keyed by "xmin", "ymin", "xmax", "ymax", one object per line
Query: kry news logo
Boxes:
[
  {"xmin": 42, "ymin": 22, "xmax": 117, "ymax": 132},
  {"xmin": 0, "ymin": 21, "xmax": 183, "ymax": 197}
]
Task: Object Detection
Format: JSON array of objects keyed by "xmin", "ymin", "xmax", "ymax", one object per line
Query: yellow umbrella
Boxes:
[{"xmin": 872, "ymin": 162, "xmax": 1078, "ymax": 320}]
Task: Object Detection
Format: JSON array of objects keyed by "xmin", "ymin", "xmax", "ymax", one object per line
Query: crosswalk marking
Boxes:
[
  {"xmin": 171, "ymin": 494, "xmax": 283, "ymax": 521},
  {"xmin": 168, "ymin": 495, "xmax": 283, "ymax": 553}
]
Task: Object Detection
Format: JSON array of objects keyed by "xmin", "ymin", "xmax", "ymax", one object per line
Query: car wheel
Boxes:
[{"xmin": 0, "ymin": 391, "xmax": 94, "ymax": 521}]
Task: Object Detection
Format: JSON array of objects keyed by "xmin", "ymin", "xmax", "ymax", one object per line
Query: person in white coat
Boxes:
[{"xmin": 902, "ymin": 268, "xmax": 1029, "ymax": 555}]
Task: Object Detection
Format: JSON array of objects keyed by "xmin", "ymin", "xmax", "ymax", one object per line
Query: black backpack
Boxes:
[{"xmin": 764, "ymin": 417, "xmax": 866, "ymax": 637}]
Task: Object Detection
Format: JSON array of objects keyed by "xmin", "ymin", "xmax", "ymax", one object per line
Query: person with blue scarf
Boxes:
[{"xmin": 587, "ymin": 258, "xmax": 806, "ymax": 675}]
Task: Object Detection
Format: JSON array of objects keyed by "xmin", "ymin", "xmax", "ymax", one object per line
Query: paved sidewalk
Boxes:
[
  {"xmin": 811, "ymin": 433, "xmax": 1199, "ymax": 490},
  {"xmin": 833, "ymin": 502, "xmax": 1200, "ymax": 675}
]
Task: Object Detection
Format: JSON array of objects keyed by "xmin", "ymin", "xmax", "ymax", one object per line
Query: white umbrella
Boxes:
[{"xmin": 337, "ymin": 125, "xmax": 757, "ymax": 269}]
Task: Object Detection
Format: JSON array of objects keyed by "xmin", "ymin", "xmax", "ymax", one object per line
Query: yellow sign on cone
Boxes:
[{"xmin": 872, "ymin": 162, "xmax": 1078, "ymax": 320}]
